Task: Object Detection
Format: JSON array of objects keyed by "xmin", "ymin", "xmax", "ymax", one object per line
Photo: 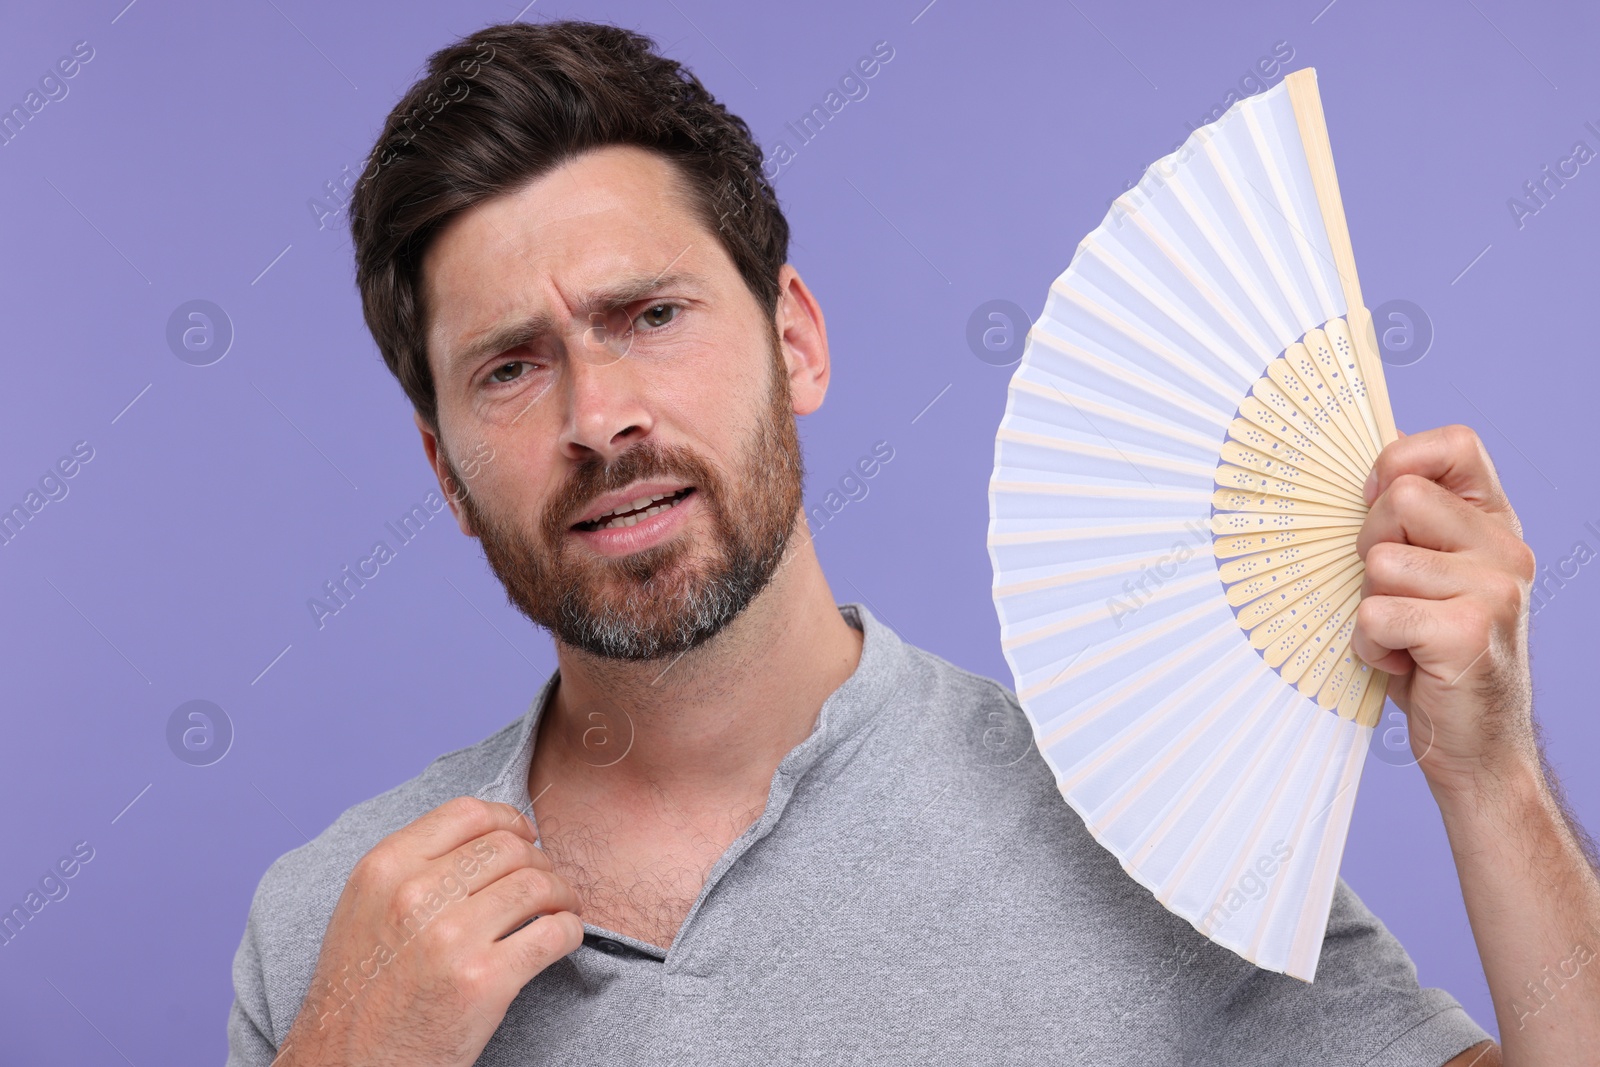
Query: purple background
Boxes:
[{"xmin": 2, "ymin": 0, "xmax": 1596, "ymax": 1061}]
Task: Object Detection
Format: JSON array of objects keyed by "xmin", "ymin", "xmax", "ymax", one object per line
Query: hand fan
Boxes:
[{"xmin": 986, "ymin": 68, "xmax": 1398, "ymax": 982}]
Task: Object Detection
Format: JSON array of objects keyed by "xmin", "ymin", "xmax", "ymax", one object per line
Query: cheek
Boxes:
[
  {"xmin": 647, "ymin": 352, "xmax": 768, "ymax": 453},
  {"xmin": 457, "ymin": 444, "xmax": 550, "ymax": 524}
]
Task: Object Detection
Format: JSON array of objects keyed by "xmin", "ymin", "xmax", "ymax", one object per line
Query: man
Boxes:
[{"xmin": 227, "ymin": 20, "xmax": 1599, "ymax": 1067}]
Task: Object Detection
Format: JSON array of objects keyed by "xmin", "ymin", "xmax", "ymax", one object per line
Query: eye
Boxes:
[
  {"xmin": 487, "ymin": 360, "xmax": 532, "ymax": 385},
  {"xmin": 634, "ymin": 303, "xmax": 678, "ymax": 330}
]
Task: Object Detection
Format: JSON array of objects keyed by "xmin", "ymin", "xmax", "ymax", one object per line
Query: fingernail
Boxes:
[{"xmin": 1362, "ymin": 467, "xmax": 1378, "ymax": 505}]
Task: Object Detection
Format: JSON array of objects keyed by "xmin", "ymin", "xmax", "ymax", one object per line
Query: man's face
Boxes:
[{"xmin": 419, "ymin": 145, "xmax": 807, "ymax": 661}]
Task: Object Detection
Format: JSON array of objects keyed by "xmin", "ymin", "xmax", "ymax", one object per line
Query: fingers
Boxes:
[
  {"xmin": 1361, "ymin": 540, "xmax": 1479, "ymax": 601},
  {"xmin": 488, "ymin": 907, "xmax": 586, "ymax": 989},
  {"xmin": 439, "ymin": 826, "xmax": 554, "ymax": 897},
  {"xmin": 1363, "ymin": 424, "xmax": 1518, "ymax": 529},
  {"xmin": 456, "ymin": 864, "xmax": 585, "ymax": 995},
  {"xmin": 390, "ymin": 796, "xmax": 540, "ymax": 863},
  {"xmin": 1349, "ymin": 599, "xmax": 1417, "ymax": 676},
  {"xmin": 1352, "ymin": 593, "xmax": 1494, "ymax": 683},
  {"xmin": 1356, "ymin": 542, "xmax": 1464, "ymax": 673},
  {"xmin": 465, "ymin": 863, "xmax": 585, "ymax": 941},
  {"xmin": 1357, "ymin": 472, "xmax": 1494, "ymax": 556}
]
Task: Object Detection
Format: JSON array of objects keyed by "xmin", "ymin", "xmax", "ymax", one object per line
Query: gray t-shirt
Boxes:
[{"xmin": 227, "ymin": 602, "xmax": 1491, "ymax": 1065}]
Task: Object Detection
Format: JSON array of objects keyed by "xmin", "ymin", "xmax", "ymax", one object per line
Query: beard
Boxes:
[{"xmin": 445, "ymin": 327, "xmax": 805, "ymax": 662}]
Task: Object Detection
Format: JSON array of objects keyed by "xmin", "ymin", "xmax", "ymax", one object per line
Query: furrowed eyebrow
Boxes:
[{"xmin": 443, "ymin": 270, "xmax": 705, "ymax": 378}]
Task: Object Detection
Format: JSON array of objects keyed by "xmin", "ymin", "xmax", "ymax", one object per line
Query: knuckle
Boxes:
[
  {"xmin": 481, "ymin": 829, "xmax": 522, "ymax": 861},
  {"xmin": 449, "ymin": 954, "xmax": 497, "ymax": 1001},
  {"xmin": 1388, "ymin": 473, "xmax": 1432, "ymax": 511},
  {"xmin": 1454, "ymin": 601, "xmax": 1492, "ymax": 644},
  {"xmin": 494, "ymin": 799, "xmax": 530, "ymax": 825},
  {"xmin": 1364, "ymin": 541, "xmax": 1409, "ymax": 583},
  {"xmin": 1509, "ymin": 539, "xmax": 1537, "ymax": 584},
  {"xmin": 1443, "ymin": 423, "xmax": 1480, "ymax": 456},
  {"xmin": 1489, "ymin": 570, "xmax": 1525, "ymax": 616},
  {"xmin": 442, "ymin": 795, "xmax": 489, "ymax": 823},
  {"xmin": 426, "ymin": 910, "xmax": 466, "ymax": 947},
  {"xmin": 391, "ymin": 875, "xmax": 432, "ymax": 917},
  {"xmin": 510, "ymin": 915, "xmax": 576, "ymax": 972},
  {"xmin": 352, "ymin": 846, "xmax": 399, "ymax": 888},
  {"xmin": 503, "ymin": 865, "xmax": 555, "ymax": 906}
]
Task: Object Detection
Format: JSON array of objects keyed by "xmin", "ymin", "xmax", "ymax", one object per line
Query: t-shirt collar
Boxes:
[{"xmin": 476, "ymin": 601, "xmax": 905, "ymax": 828}]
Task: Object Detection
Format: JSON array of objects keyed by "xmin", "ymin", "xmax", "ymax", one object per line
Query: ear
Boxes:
[
  {"xmin": 773, "ymin": 264, "xmax": 830, "ymax": 417},
  {"xmin": 415, "ymin": 409, "xmax": 476, "ymax": 537}
]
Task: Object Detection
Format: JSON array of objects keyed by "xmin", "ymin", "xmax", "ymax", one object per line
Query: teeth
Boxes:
[
  {"xmin": 593, "ymin": 490, "xmax": 679, "ymax": 524},
  {"xmin": 595, "ymin": 493, "xmax": 681, "ymax": 530}
]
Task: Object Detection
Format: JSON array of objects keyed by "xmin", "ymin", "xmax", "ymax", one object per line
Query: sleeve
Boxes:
[
  {"xmin": 225, "ymin": 870, "xmax": 283, "ymax": 1066},
  {"xmin": 1190, "ymin": 877, "xmax": 1493, "ymax": 1067}
]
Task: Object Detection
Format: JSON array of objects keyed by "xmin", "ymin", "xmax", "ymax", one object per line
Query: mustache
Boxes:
[{"xmin": 543, "ymin": 442, "xmax": 719, "ymax": 538}]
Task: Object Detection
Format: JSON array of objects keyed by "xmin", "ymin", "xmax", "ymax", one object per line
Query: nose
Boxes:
[{"xmin": 556, "ymin": 326, "xmax": 652, "ymax": 464}]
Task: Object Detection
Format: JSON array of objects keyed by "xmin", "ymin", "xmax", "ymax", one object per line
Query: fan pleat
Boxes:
[
  {"xmin": 1052, "ymin": 280, "xmax": 1244, "ymax": 407},
  {"xmin": 1155, "ymin": 685, "xmax": 1308, "ymax": 912},
  {"xmin": 1010, "ymin": 376, "xmax": 1224, "ymax": 453},
  {"xmin": 1116, "ymin": 209, "xmax": 1279, "ymax": 361},
  {"xmin": 1122, "ymin": 660, "xmax": 1286, "ymax": 870},
  {"xmin": 1078, "ymin": 240, "xmax": 1262, "ymax": 384},
  {"xmin": 1080, "ymin": 646, "xmax": 1269, "ymax": 839},
  {"xmin": 1034, "ymin": 627, "xmax": 1240, "ymax": 752},
  {"xmin": 1028, "ymin": 326, "xmax": 1232, "ymax": 432}
]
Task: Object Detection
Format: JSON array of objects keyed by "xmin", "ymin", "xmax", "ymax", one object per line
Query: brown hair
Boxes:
[{"xmin": 348, "ymin": 19, "xmax": 790, "ymax": 431}]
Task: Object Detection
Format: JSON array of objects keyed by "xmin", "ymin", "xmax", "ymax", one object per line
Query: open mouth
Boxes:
[{"xmin": 573, "ymin": 487, "xmax": 696, "ymax": 532}]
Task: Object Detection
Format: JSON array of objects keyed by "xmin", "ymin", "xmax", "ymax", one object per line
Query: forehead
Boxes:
[{"xmin": 421, "ymin": 144, "xmax": 720, "ymax": 363}]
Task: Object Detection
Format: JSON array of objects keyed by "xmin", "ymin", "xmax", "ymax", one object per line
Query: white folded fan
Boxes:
[{"xmin": 986, "ymin": 68, "xmax": 1399, "ymax": 982}]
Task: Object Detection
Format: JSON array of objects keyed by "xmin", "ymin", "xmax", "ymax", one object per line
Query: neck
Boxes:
[{"xmin": 529, "ymin": 523, "xmax": 863, "ymax": 812}]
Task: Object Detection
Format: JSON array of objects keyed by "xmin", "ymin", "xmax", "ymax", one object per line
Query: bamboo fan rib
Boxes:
[{"xmin": 986, "ymin": 68, "xmax": 1398, "ymax": 982}]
